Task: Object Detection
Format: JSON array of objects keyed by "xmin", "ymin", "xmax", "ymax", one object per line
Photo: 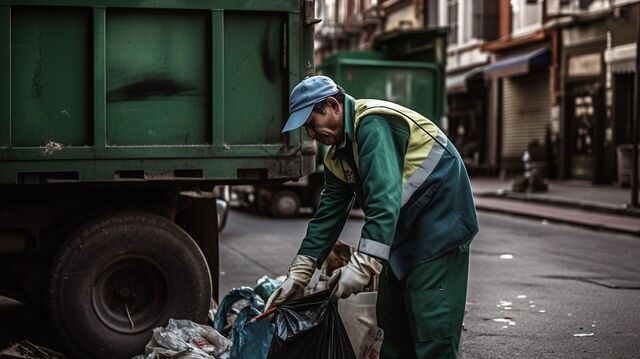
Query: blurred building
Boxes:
[
  {"xmin": 315, "ymin": 0, "xmax": 385, "ymax": 62},
  {"xmin": 607, "ymin": 1, "xmax": 640, "ymax": 186},
  {"xmin": 547, "ymin": 0, "xmax": 640, "ymax": 185},
  {"xmin": 314, "ymin": 0, "xmax": 640, "ymax": 183},
  {"xmin": 481, "ymin": 0, "xmax": 554, "ymax": 177},
  {"xmin": 439, "ymin": 0, "xmax": 498, "ymax": 173}
]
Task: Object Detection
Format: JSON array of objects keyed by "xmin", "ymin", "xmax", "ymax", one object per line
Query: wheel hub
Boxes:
[
  {"xmin": 277, "ymin": 196, "xmax": 297, "ymax": 216},
  {"xmin": 92, "ymin": 256, "xmax": 168, "ymax": 334}
]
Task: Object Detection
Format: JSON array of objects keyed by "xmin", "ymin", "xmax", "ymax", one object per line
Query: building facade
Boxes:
[
  {"xmin": 549, "ymin": 0, "xmax": 640, "ymax": 184},
  {"xmin": 607, "ymin": 2, "xmax": 640, "ymax": 186},
  {"xmin": 314, "ymin": 0, "xmax": 640, "ymax": 183},
  {"xmin": 438, "ymin": 0, "xmax": 499, "ymax": 173},
  {"xmin": 481, "ymin": 0, "xmax": 556, "ymax": 177}
]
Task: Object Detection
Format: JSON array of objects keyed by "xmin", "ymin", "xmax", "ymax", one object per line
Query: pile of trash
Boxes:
[
  {"xmin": 130, "ymin": 241, "xmax": 382, "ymax": 359},
  {"xmin": 132, "ymin": 319, "xmax": 232, "ymax": 359},
  {"xmin": 133, "ymin": 276, "xmax": 280, "ymax": 359},
  {"xmin": 1, "ymin": 242, "xmax": 382, "ymax": 359}
]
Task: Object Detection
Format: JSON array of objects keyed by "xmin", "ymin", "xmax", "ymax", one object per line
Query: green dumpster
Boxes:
[{"xmin": 318, "ymin": 28, "xmax": 447, "ymax": 126}]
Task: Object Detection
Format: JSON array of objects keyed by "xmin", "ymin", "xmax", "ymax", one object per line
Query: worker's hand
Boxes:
[
  {"xmin": 265, "ymin": 255, "xmax": 316, "ymax": 311},
  {"xmin": 329, "ymin": 252, "xmax": 383, "ymax": 302}
]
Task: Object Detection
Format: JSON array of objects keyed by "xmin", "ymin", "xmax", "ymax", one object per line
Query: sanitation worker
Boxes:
[{"xmin": 265, "ymin": 76, "xmax": 478, "ymax": 358}]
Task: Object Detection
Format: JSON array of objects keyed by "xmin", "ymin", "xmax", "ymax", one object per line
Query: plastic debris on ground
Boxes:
[
  {"xmin": 132, "ymin": 319, "xmax": 231, "ymax": 359},
  {"xmin": 253, "ymin": 276, "xmax": 282, "ymax": 303},
  {"xmin": 208, "ymin": 298, "xmax": 219, "ymax": 324},
  {"xmin": 213, "ymin": 287, "xmax": 274, "ymax": 359},
  {"xmin": 0, "ymin": 340, "xmax": 66, "ymax": 359},
  {"xmin": 267, "ymin": 289, "xmax": 356, "ymax": 359},
  {"xmin": 135, "ymin": 266, "xmax": 375, "ymax": 359}
]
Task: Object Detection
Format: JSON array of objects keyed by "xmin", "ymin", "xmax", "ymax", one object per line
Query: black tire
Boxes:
[
  {"xmin": 49, "ymin": 211, "xmax": 212, "ymax": 359},
  {"xmin": 269, "ymin": 190, "xmax": 301, "ymax": 218}
]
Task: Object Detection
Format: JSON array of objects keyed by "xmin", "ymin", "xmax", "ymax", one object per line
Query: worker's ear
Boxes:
[{"xmin": 326, "ymin": 96, "xmax": 341, "ymax": 114}]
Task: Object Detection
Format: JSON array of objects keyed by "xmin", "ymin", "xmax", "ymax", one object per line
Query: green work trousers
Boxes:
[{"xmin": 376, "ymin": 243, "xmax": 470, "ymax": 359}]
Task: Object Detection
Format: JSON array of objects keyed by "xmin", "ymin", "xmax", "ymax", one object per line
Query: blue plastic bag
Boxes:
[
  {"xmin": 214, "ymin": 287, "xmax": 274, "ymax": 359},
  {"xmin": 230, "ymin": 306, "xmax": 275, "ymax": 359},
  {"xmin": 253, "ymin": 276, "xmax": 283, "ymax": 303}
]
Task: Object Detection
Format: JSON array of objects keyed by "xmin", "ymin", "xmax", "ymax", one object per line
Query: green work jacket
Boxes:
[{"xmin": 298, "ymin": 95, "xmax": 478, "ymax": 279}]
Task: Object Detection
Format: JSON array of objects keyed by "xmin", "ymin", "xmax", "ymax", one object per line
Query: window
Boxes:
[
  {"xmin": 321, "ymin": 0, "xmax": 335, "ymax": 24},
  {"xmin": 426, "ymin": 0, "xmax": 439, "ymax": 28},
  {"xmin": 447, "ymin": 0, "xmax": 458, "ymax": 44},
  {"xmin": 463, "ymin": 0, "xmax": 473, "ymax": 42},
  {"xmin": 473, "ymin": 0, "xmax": 499, "ymax": 41},
  {"xmin": 511, "ymin": 0, "xmax": 542, "ymax": 36},
  {"xmin": 338, "ymin": 0, "xmax": 347, "ymax": 23}
]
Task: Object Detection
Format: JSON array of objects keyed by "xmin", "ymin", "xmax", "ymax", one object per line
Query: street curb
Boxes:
[
  {"xmin": 475, "ymin": 190, "xmax": 640, "ymax": 218},
  {"xmin": 474, "ymin": 197, "xmax": 640, "ymax": 237}
]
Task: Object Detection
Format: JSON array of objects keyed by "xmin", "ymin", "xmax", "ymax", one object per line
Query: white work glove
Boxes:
[
  {"xmin": 329, "ymin": 252, "xmax": 383, "ymax": 302},
  {"xmin": 265, "ymin": 255, "xmax": 316, "ymax": 311}
]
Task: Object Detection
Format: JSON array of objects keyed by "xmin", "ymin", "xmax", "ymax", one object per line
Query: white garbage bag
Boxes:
[{"xmin": 133, "ymin": 319, "xmax": 232, "ymax": 359}]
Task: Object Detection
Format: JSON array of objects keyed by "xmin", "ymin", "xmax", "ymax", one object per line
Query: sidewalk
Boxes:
[{"xmin": 471, "ymin": 177, "xmax": 640, "ymax": 236}]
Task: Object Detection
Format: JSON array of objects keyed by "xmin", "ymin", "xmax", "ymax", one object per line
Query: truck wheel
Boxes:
[
  {"xmin": 49, "ymin": 211, "xmax": 212, "ymax": 359},
  {"xmin": 270, "ymin": 190, "xmax": 300, "ymax": 218}
]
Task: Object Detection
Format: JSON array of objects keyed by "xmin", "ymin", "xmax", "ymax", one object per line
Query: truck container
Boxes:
[
  {"xmin": 0, "ymin": 0, "xmax": 317, "ymax": 357},
  {"xmin": 240, "ymin": 29, "xmax": 447, "ymax": 218}
]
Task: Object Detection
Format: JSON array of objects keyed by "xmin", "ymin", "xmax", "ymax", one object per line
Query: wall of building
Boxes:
[{"xmin": 384, "ymin": 3, "xmax": 419, "ymax": 30}]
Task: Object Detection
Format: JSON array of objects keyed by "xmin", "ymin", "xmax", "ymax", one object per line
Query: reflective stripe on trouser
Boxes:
[{"xmin": 376, "ymin": 244, "xmax": 470, "ymax": 359}]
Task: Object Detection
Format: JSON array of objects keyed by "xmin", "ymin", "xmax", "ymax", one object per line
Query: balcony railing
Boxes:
[
  {"xmin": 512, "ymin": 0, "xmax": 543, "ymax": 36},
  {"xmin": 547, "ymin": 0, "xmax": 610, "ymax": 16}
]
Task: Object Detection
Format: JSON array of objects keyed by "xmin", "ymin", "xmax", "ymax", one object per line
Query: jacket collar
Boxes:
[{"xmin": 338, "ymin": 94, "xmax": 356, "ymax": 150}]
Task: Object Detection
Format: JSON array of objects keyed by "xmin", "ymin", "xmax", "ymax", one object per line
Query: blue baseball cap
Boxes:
[{"xmin": 282, "ymin": 76, "xmax": 339, "ymax": 133}]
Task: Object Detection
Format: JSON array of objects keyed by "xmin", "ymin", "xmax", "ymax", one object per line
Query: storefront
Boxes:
[
  {"xmin": 559, "ymin": 21, "xmax": 610, "ymax": 184},
  {"xmin": 485, "ymin": 46, "xmax": 552, "ymax": 175},
  {"xmin": 446, "ymin": 66, "xmax": 487, "ymax": 173},
  {"xmin": 608, "ymin": 4, "xmax": 640, "ymax": 186}
]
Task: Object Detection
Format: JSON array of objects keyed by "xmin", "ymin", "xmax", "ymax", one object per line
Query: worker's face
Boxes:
[{"xmin": 304, "ymin": 97, "xmax": 344, "ymax": 146}]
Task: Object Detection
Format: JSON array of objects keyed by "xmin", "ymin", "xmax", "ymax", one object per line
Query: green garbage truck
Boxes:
[
  {"xmin": 239, "ymin": 28, "xmax": 448, "ymax": 217},
  {"xmin": 0, "ymin": 0, "xmax": 317, "ymax": 357}
]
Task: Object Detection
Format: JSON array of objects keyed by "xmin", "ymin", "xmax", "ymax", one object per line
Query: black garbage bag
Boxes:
[{"xmin": 266, "ymin": 289, "xmax": 356, "ymax": 359}]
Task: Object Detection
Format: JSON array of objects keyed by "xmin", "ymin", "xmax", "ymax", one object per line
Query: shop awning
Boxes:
[
  {"xmin": 606, "ymin": 43, "xmax": 636, "ymax": 74},
  {"xmin": 446, "ymin": 67, "xmax": 484, "ymax": 94},
  {"xmin": 484, "ymin": 47, "xmax": 550, "ymax": 79}
]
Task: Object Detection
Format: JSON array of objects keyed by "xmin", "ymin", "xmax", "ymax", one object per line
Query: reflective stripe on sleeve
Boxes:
[
  {"xmin": 401, "ymin": 130, "xmax": 448, "ymax": 207},
  {"xmin": 358, "ymin": 237, "xmax": 391, "ymax": 261}
]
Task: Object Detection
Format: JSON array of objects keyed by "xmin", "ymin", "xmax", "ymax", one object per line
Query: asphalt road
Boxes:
[
  {"xmin": 1, "ymin": 209, "xmax": 639, "ymax": 358},
  {"xmin": 219, "ymin": 209, "xmax": 640, "ymax": 359}
]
